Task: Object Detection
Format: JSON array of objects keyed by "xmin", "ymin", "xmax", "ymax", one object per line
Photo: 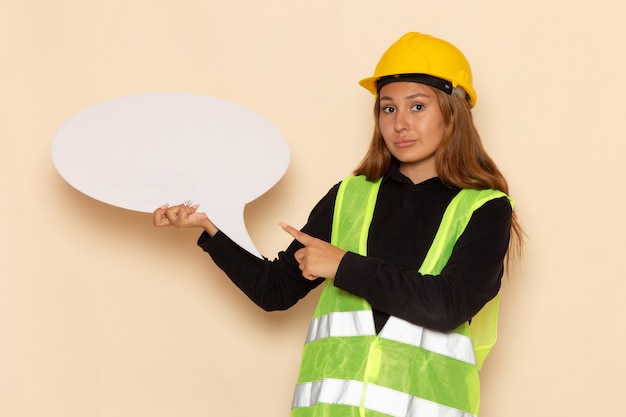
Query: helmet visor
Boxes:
[{"xmin": 376, "ymin": 73, "xmax": 453, "ymax": 95}]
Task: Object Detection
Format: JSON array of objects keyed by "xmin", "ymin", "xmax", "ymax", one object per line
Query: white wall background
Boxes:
[{"xmin": 1, "ymin": 1, "xmax": 624, "ymax": 416}]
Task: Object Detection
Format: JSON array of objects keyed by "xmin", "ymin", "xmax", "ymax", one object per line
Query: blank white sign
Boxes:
[{"xmin": 51, "ymin": 93, "xmax": 291, "ymax": 257}]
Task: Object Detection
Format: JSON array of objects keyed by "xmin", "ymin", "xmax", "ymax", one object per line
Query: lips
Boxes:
[{"xmin": 394, "ymin": 138, "xmax": 416, "ymax": 148}]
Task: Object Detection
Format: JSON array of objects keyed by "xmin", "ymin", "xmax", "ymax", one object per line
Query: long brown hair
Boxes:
[{"xmin": 354, "ymin": 86, "xmax": 524, "ymax": 261}]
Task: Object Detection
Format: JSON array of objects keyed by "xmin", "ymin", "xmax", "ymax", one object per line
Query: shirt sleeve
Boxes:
[
  {"xmin": 197, "ymin": 183, "xmax": 340, "ymax": 311},
  {"xmin": 333, "ymin": 197, "xmax": 512, "ymax": 332}
]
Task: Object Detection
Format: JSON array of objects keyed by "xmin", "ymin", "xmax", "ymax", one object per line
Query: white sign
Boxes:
[{"xmin": 51, "ymin": 93, "xmax": 291, "ymax": 257}]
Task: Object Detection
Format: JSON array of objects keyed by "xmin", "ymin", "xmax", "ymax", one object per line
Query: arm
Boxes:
[
  {"xmin": 197, "ymin": 230, "xmax": 323, "ymax": 311},
  {"xmin": 153, "ymin": 185, "xmax": 340, "ymax": 311},
  {"xmin": 333, "ymin": 197, "xmax": 512, "ymax": 332}
]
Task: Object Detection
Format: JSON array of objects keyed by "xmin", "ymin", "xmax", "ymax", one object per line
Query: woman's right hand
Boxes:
[{"xmin": 153, "ymin": 203, "xmax": 219, "ymax": 236}]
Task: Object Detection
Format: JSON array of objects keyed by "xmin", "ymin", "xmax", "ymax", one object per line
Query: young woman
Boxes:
[{"xmin": 154, "ymin": 32, "xmax": 523, "ymax": 417}]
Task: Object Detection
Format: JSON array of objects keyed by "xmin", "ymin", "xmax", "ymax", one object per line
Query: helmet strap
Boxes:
[{"xmin": 376, "ymin": 74, "xmax": 453, "ymax": 95}]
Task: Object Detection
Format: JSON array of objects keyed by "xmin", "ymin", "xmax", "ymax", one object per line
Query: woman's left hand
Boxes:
[{"xmin": 280, "ymin": 222, "xmax": 346, "ymax": 280}]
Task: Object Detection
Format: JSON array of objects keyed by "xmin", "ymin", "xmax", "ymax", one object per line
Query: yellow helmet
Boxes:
[{"xmin": 359, "ymin": 32, "xmax": 477, "ymax": 107}]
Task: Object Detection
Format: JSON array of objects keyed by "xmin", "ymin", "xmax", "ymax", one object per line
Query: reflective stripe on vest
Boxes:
[
  {"xmin": 292, "ymin": 175, "xmax": 512, "ymax": 417},
  {"xmin": 293, "ymin": 379, "xmax": 476, "ymax": 417},
  {"xmin": 306, "ymin": 312, "xmax": 476, "ymax": 365}
]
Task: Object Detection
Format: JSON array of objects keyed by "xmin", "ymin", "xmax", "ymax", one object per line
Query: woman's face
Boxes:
[{"xmin": 378, "ymin": 82, "xmax": 445, "ymax": 183}]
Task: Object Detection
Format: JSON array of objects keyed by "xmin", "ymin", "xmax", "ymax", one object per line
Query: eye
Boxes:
[
  {"xmin": 411, "ymin": 104, "xmax": 424, "ymax": 111},
  {"xmin": 381, "ymin": 106, "xmax": 395, "ymax": 114}
]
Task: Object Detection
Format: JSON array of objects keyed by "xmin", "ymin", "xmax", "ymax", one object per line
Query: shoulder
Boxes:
[
  {"xmin": 477, "ymin": 195, "xmax": 512, "ymax": 213},
  {"xmin": 301, "ymin": 181, "xmax": 342, "ymax": 237},
  {"xmin": 469, "ymin": 195, "xmax": 513, "ymax": 228}
]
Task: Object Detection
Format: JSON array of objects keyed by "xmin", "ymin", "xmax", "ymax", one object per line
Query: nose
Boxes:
[{"xmin": 394, "ymin": 110, "xmax": 410, "ymax": 132}]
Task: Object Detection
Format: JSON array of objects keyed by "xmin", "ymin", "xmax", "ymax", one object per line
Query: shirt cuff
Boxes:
[
  {"xmin": 197, "ymin": 230, "xmax": 225, "ymax": 251},
  {"xmin": 334, "ymin": 251, "xmax": 369, "ymax": 294}
]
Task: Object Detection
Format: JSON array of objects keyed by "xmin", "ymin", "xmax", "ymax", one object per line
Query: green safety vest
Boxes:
[{"xmin": 291, "ymin": 175, "xmax": 512, "ymax": 417}]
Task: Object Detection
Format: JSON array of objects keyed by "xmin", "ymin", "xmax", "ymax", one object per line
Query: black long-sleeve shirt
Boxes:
[{"xmin": 198, "ymin": 164, "xmax": 512, "ymax": 333}]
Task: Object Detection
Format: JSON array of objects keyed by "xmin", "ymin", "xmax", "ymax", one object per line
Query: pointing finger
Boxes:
[{"xmin": 279, "ymin": 222, "xmax": 313, "ymax": 246}]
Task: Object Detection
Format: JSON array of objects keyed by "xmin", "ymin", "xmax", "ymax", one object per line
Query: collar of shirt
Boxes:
[{"xmin": 384, "ymin": 162, "xmax": 444, "ymax": 188}]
